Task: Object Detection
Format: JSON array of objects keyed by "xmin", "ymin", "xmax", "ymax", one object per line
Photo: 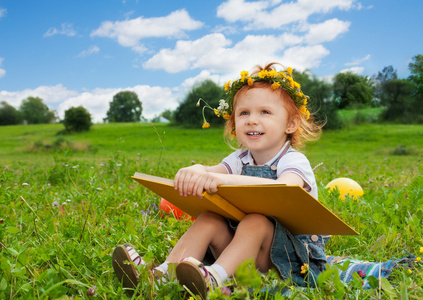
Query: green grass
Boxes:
[{"xmin": 0, "ymin": 122, "xmax": 422, "ymax": 299}]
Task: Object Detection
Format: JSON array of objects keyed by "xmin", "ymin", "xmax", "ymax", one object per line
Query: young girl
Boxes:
[{"xmin": 113, "ymin": 62, "xmax": 329, "ymax": 297}]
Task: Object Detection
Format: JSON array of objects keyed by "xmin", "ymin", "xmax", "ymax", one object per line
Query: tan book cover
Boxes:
[{"xmin": 132, "ymin": 172, "xmax": 358, "ymax": 235}]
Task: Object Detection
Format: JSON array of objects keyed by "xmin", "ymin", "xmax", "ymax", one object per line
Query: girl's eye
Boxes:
[
  {"xmin": 261, "ymin": 110, "xmax": 270, "ymax": 114},
  {"xmin": 240, "ymin": 111, "xmax": 249, "ymax": 116}
]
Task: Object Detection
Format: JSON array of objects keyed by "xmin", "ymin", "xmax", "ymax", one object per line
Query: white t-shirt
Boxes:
[{"xmin": 220, "ymin": 141, "xmax": 318, "ymax": 199}]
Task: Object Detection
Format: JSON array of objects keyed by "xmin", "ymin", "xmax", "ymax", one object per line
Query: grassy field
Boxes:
[{"xmin": 0, "ymin": 122, "xmax": 422, "ymax": 299}]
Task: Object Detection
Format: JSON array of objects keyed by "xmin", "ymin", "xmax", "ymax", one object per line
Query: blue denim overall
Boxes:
[{"xmin": 241, "ymin": 163, "xmax": 328, "ymax": 287}]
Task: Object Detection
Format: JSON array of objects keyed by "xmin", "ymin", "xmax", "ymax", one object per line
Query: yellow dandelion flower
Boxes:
[
  {"xmin": 408, "ymin": 269, "xmax": 412, "ymax": 274},
  {"xmin": 305, "ymin": 109, "xmax": 310, "ymax": 120},
  {"xmin": 302, "ymin": 97, "xmax": 308, "ymax": 105},
  {"xmin": 224, "ymin": 80, "xmax": 231, "ymax": 91},
  {"xmin": 287, "ymin": 67, "xmax": 293, "ymax": 75},
  {"xmin": 258, "ymin": 70, "xmax": 267, "ymax": 78},
  {"xmin": 271, "ymin": 82, "xmax": 281, "ymax": 89},
  {"xmin": 300, "ymin": 263, "xmax": 309, "ymax": 274},
  {"xmin": 294, "ymin": 81, "xmax": 301, "ymax": 89},
  {"xmin": 247, "ymin": 77, "xmax": 254, "ymax": 86},
  {"xmin": 269, "ymin": 70, "xmax": 278, "ymax": 77},
  {"xmin": 420, "ymin": 247, "xmax": 423, "ymax": 254},
  {"xmin": 202, "ymin": 122, "xmax": 210, "ymax": 129},
  {"xmin": 278, "ymin": 71, "xmax": 286, "ymax": 78},
  {"xmin": 223, "ymin": 112, "xmax": 231, "ymax": 120},
  {"xmin": 416, "ymin": 257, "xmax": 421, "ymax": 262},
  {"xmin": 231, "ymin": 128, "xmax": 237, "ymax": 137},
  {"xmin": 214, "ymin": 108, "xmax": 220, "ymax": 117},
  {"xmin": 240, "ymin": 71, "xmax": 249, "ymax": 82},
  {"xmin": 296, "ymin": 92, "xmax": 303, "ymax": 98},
  {"xmin": 299, "ymin": 105, "xmax": 307, "ymax": 115}
]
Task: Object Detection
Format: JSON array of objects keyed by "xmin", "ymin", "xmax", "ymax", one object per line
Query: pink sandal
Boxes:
[{"xmin": 176, "ymin": 257, "xmax": 222, "ymax": 298}]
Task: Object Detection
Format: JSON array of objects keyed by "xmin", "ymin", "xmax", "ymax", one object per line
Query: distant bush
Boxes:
[
  {"xmin": 0, "ymin": 101, "xmax": 22, "ymax": 125},
  {"xmin": 63, "ymin": 106, "xmax": 92, "ymax": 132}
]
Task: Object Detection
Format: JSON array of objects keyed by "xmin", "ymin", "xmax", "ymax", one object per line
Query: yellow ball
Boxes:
[{"xmin": 325, "ymin": 178, "xmax": 364, "ymax": 200}]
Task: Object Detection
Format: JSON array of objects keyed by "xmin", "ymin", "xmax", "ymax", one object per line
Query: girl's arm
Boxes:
[{"xmin": 174, "ymin": 164, "xmax": 304, "ymax": 198}]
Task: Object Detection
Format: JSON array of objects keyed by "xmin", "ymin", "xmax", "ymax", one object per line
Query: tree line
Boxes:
[{"xmin": 1, "ymin": 54, "xmax": 422, "ymax": 132}]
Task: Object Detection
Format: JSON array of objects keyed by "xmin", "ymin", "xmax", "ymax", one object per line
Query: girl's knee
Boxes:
[
  {"xmin": 193, "ymin": 211, "xmax": 229, "ymax": 231},
  {"xmin": 238, "ymin": 214, "xmax": 274, "ymax": 233}
]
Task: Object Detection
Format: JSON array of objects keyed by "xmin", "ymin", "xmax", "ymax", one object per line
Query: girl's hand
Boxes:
[{"xmin": 174, "ymin": 165, "xmax": 225, "ymax": 198}]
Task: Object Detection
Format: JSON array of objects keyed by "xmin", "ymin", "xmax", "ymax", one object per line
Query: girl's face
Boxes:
[{"xmin": 234, "ymin": 87, "xmax": 299, "ymax": 165}]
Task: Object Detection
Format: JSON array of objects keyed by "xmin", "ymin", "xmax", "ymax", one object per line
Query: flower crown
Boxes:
[{"xmin": 198, "ymin": 67, "xmax": 310, "ymax": 129}]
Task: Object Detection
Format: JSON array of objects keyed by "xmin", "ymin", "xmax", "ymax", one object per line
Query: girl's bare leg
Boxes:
[
  {"xmin": 166, "ymin": 211, "xmax": 234, "ymax": 263},
  {"xmin": 214, "ymin": 213, "xmax": 275, "ymax": 276}
]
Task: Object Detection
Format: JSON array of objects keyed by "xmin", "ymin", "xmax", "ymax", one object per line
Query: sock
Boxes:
[
  {"xmin": 154, "ymin": 261, "xmax": 169, "ymax": 276},
  {"xmin": 211, "ymin": 263, "xmax": 228, "ymax": 282}
]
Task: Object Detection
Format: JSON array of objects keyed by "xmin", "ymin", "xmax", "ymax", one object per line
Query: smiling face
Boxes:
[{"xmin": 234, "ymin": 87, "xmax": 299, "ymax": 165}]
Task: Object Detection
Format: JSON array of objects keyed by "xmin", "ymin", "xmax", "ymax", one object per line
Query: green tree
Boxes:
[
  {"xmin": 19, "ymin": 96, "xmax": 56, "ymax": 124},
  {"xmin": 408, "ymin": 54, "xmax": 423, "ymax": 96},
  {"xmin": 0, "ymin": 101, "xmax": 22, "ymax": 125},
  {"xmin": 380, "ymin": 79, "xmax": 415, "ymax": 122},
  {"xmin": 333, "ymin": 72, "xmax": 374, "ymax": 109},
  {"xmin": 293, "ymin": 70, "xmax": 342, "ymax": 130},
  {"xmin": 161, "ymin": 109, "xmax": 175, "ymax": 122},
  {"xmin": 372, "ymin": 65, "xmax": 397, "ymax": 103},
  {"xmin": 175, "ymin": 80, "xmax": 226, "ymax": 127},
  {"xmin": 63, "ymin": 106, "xmax": 92, "ymax": 132},
  {"xmin": 105, "ymin": 91, "xmax": 142, "ymax": 122}
]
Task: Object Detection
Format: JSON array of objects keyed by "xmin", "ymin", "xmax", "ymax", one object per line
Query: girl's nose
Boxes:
[{"xmin": 246, "ymin": 114, "xmax": 258, "ymax": 125}]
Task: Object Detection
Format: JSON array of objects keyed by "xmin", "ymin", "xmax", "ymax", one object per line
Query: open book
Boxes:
[{"xmin": 132, "ymin": 172, "xmax": 358, "ymax": 235}]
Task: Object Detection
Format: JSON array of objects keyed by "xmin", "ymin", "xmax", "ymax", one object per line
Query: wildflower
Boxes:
[
  {"xmin": 247, "ymin": 77, "xmax": 254, "ymax": 86},
  {"xmin": 22, "ymin": 183, "xmax": 29, "ymax": 186},
  {"xmin": 271, "ymin": 82, "xmax": 281, "ymax": 89},
  {"xmin": 408, "ymin": 269, "xmax": 412, "ymax": 274},
  {"xmin": 420, "ymin": 247, "xmax": 423, "ymax": 254},
  {"xmin": 217, "ymin": 99, "xmax": 229, "ymax": 111},
  {"xmin": 258, "ymin": 70, "xmax": 267, "ymax": 78},
  {"xmin": 214, "ymin": 108, "xmax": 220, "ymax": 117},
  {"xmin": 52, "ymin": 201, "xmax": 59, "ymax": 207},
  {"xmin": 416, "ymin": 257, "xmax": 421, "ymax": 262},
  {"xmin": 222, "ymin": 112, "xmax": 231, "ymax": 120},
  {"xmin": 269, "ymin": 70, "xmax": 278, "ymax": 77},
  {"xmin": 224, "ymin": 80, "xmax": 231, "ymax": 91},
  {"xmin": 294, "ymin": 81, "xmax": 301, "ymax": 89},
  {"xmin": 240, "ymin": 70, "xmax": 249, "ymax": 82},
  {"xmin": 300, "ymin": 263, "xmax": 309, "ymax": 274},
  {"xmin": 357, "ymin": 270, "xmax": 366, "ymax": 278},
  {"xmin": 287, "ymin": 67, "xmax": 293, "ymax": 75},
  {"xmin": 202, "ymin": 122, "xmax": 210, "ymax": 129}
]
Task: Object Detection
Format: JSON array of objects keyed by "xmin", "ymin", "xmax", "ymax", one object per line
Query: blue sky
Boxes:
[{"xmin": 1, "ymin": 0, "xmax": 422, "ymax": 122}]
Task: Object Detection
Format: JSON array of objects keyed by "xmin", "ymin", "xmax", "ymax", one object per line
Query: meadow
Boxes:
[{"xmin": 0, "ymin": 121, "xmax": 422, "ymax": 299}]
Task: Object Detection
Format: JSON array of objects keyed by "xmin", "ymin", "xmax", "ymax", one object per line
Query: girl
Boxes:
[{"xmin": 113, "ymin": 63, "xmax": 329, "ymax": 297}]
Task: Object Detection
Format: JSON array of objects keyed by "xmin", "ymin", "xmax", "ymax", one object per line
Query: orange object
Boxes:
[{"xmin": 159, "ymin": 198, "xmax": 195, "ymax": 221}]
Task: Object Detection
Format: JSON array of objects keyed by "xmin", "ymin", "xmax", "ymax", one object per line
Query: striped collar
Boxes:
[{"xmin": 238, "ymin": 141, "xmax": 292, "ymax": 166}]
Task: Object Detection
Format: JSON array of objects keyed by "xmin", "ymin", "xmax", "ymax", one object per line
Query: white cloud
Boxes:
[
  {"xmin": 57, "ymin": 85, "xmax": 178, "ymax": 122},
  {"xmin": 143, "ymin": 33, "xmax": 232, "ymax": 73},
  {"xmin": 0, "ymin": 8, "xmax": 6, "ymax": 18},
  {"xmin": 1, "ymin": 83, "xmax": 180, "ymax": 123},
  {"xmin": 340, "ymin": 66, "xmax": 365, "ymax": 74},
  {"xmin": 304, "ymin": 18, "xmax": 350, "ymax": 44},
  {"xmin": 43, "ymin": 23, "xmax": 77, "ymax": 37},
  {"xmin": 144, "ymin": 32, "xmax": 307, "ymax": 74},
  {"xmin": 0, "ymin": 57, "xmax": 5, "ymax": 78},
  {"xmin": 281, "ymin": 45, "xmax": 330, "ymax": 70},
  {"xmin": 91, "ymin": 9, "xmax": 203, "ymax": 54},
  {"xmin": 78, "ymin": 45, "xmax": 100, "ymax": 57},
  {"xmin": 345, "ymin": 54, "xmax": 371, "ymax": 66},
  {"xmin": 217, "ymin": 0, "xmax": 356, "ymax": 30}
]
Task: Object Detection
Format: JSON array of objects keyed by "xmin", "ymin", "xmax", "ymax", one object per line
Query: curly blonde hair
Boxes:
[{"xmin": 223, "ymin": 62, "xmax": 323, "ymax": 150}]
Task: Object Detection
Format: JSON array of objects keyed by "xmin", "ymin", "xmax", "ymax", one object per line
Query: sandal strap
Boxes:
[
  {"xmin": 180, "ymin": 257, "xmax": 222, "ymax": 288},
  {"xmin": 124, "ymin": 244, "xmax": 145, "ymax": 266},
  {"xmin": 204, "ymin": 266, "xmax": 222, "ymax": 287}
]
